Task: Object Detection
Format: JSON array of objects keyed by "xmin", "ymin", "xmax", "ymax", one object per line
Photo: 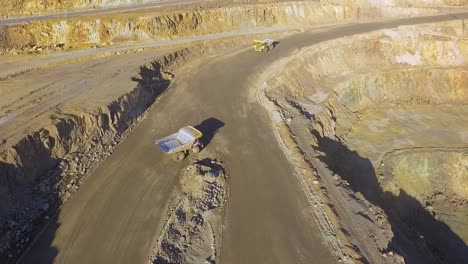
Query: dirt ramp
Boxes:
[{"xmin": 149, "ymin": 158, "xmax": 229, "ymax": 264}]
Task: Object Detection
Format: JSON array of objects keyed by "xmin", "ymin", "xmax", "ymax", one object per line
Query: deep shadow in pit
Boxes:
[
  {"xmin": 312, "ymin": 131, "xmax": 468, "ymax": 264},
  {"xmin": 132, "ymin": 61, "xmax": 171, "ymax": 90},
  {"xmin": 110, "ymin": 61, "xmax": 173, "ymax": 133},
  {"xmin": 131, "ymin": 61, "xmax": 172, "ymax": 103},
  {"xmin": 194, "ymin": 118, "xmax": 225, "ymax": 148},
  {"xmin": 0, "ymin": 159, "xmax": 61, "ymax": 264},
  {"xmin": 195, "ymin": 158, "xmax": 226, "ymax": 176},
  {"xmin": 0, "ymin": 60, "xmax": 172, "ymax": 264}
]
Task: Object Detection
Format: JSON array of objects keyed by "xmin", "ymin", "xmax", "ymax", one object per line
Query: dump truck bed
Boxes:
[
  {"xmin": 156, "ymin": 134, "xmax": 183, "ymax": 153},
  {"xmin": 155, "ymin": 126, "xmax": 202, "ymax": 154}
]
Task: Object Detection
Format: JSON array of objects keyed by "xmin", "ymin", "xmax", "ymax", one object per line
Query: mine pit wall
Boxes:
[
  {"xmin": 379, "ymin": 148, "xmax": 468, "ymax": 243},
  {"xmin": 267, "ymin": 20, "xmax": 468, "ymax": 140},
  {"xmin": 380, "ymin": 149, "xmax": 468, "ymax": 205},
  {"xmin": 0, "ymin": 0, "xmax": 155, "ymax": 16},
  {"xmin": 0, "ymin": 1, "xmax": 446, "ymax": 54},
  {"xmin": 0, "ymin": 0, "xmax": 464, "ymax": 17},
  {"xmin": 0, "ymin": 40, "xmax": 245, "ymax": 260},
  {"xmin": 0, "ymin": 0, "xmax": 468, "ymax": 17},
  {"xmin": 0, "ymin": 0, "xmax": 300, "ymax": 16},
  {"xmin": 0, "ymin": 55, "xmax": 169, "ymax": 201},
  {"xmin": 0, "ymin": 56, "xmax": 170, "ymax": 259},
  {"xmin": 323, "ymin": 0, "xmax": 468, "ymax": 8},
  {"xmin": 263, "ymin": 21, "xmax": 468, "ymax": 263}
]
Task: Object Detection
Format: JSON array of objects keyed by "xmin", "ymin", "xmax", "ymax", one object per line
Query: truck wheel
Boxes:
[
  {"xmin": 173, "ymin": 152, "xmax": 186, "ymax": 161},
  {"xmin": 191, "ymin": 145, "xmax": 200, "ymax": 154}
]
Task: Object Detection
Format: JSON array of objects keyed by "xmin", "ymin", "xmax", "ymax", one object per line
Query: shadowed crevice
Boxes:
[{"xmin": 313, "ymin": 131, "xmax": 468, "ymax": 264}]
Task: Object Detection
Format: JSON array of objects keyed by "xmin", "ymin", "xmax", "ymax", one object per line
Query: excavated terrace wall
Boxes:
[
  {"xmin": 267, "ymin": 20, "xmax": 468, "ymax": 139},
  {"xmin": 0, "ymin": 0, "xmax": 465, "ymax": 17},
  {"xmin": 263, "ymin": 20, "xmax": 468, "ymax": 263},
  {"xmin": 324, "ymin": 0, "xmax": 468, "ymax": 7},
  {"xmin": 0, "ymin": 0, "xmax": 153, "ymax": 16},
  {"xmin": 381, "ymin": 149, "xmax": 468, "ymax": 203},
  {"xmin": 0, "ymin": 1, "xmax": 445, "ymax": 53},
  {"xmin": 0, "ymin": 53, "xmax": 174, "ymax": 260},
  {"xmin": 0, "ymin": 0, "xmax": 297, "ymax": 16}
]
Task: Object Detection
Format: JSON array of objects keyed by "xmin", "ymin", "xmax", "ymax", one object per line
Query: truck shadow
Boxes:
[
  {"xmin": 312, "ymin": 131, "xmax": 468, "ymax": 264},
  {"xmin": 272, "ymin": 40, "xmax": 280, "ymax": 49},
  {"xmin": 194, "ymin": 117, "xmax": 225, "ymax": 148}
]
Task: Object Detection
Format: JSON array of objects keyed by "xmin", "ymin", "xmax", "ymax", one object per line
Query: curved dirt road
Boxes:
[{"xmin": 20, "ymin": 12, "xmax": 468, "ymax": 264}]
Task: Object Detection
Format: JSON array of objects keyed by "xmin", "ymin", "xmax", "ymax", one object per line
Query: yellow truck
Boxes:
[{"xmin": 253, "ymin": 38, "xmax": 276, "ymax": 52}]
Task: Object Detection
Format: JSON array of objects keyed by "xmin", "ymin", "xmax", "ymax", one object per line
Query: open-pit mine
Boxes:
[{"xmin": 0, "ymin": 1, "xmax": 467, "ymax": 264}]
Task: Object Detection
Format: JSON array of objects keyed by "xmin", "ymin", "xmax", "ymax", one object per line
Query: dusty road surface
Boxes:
[{"xmin": 20, "ymin": 12, "xmax": 468, "ymax": 264}]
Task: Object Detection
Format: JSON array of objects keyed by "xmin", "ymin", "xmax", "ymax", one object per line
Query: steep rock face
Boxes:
[
  {"xmin": 0, "ymin": 0, "xmax": 464, "ymax": 16},
  {"xmin": 381, "ymin": 150, "xmax": 468, "ymax": 201},
  {"xmin": 263, "ymin": 21, "xmax": 468, "ymax": 263},
  {"xmin": 0, "ymin": 41, "xmax": 225, "ymax": 195},
  {"xmin": 0, "ymin": 0, "xmax": 150, "ymax": 16},
  {"xmin": 379, "ymin": 149, "xmax": 468, "ymax": 261},
  {"xmin": 0, "ymin": 1, "xmax": 443, "ymax": 53},
  {"xmin": 1, "ymin": 77, "xmax": 152, "ymax": 184},
  {"xmin": 0, "ymin": 52, "xmax": 171, "ymax": 201},
  {"xmin": 267, "ymin": 21, "xmax": 468, "ymax": 139},
  {"xmin": 324, "ymin": 0, "xmax": 468, "ymax": 7},
  {"xmin": 0, "ymin": 57, "xmax": 169, "ymax": 257}
]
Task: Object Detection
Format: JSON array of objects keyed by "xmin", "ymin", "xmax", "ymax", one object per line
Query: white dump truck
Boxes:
[{"xmin": 155, "ymin": 126, "xmax": 203, "ymax": 161}]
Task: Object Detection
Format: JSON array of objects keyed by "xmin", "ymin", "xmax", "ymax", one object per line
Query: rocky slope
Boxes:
[
  {"xmin": 1, "ymin": 0, "xmax": 155, "ymax": 16},
  {"xmin": 148, "ymin": 157, "xmax": 229, "ymax": 264},
  {"xmin": 261, "ymin": 20, "xmax": 468, "ymax": 263},
  {"xmin": 1, "ymin": 0, "xmax": 465, "ymax": 17},
  {"xmin": 325, "ymin": 0, "xmax": 467, "ymax": 8},
  {"xmin": 0, "ymin": 54, "xmax": 171, "ymax": 261},
  {"xmin": 0, "ymin": 1, "xmax": 445, "ymax": 54}
]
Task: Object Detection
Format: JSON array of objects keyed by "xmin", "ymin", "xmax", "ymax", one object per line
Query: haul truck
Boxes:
[
  {"xmin": 253, "ymin": 38, "xmax": 276, "ymax": 52},
  {"xmin": 155, "ymin": 126, "xmax": 203, "ymax": 161}
]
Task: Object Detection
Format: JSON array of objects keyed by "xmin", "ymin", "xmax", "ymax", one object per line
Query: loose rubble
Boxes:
[
  {"xmin": 0, "ymin": 109, "xmax": 149, "ymax": 262},
  {"xmin": 149, "ymin": 158, "xmax": 229, "ymax": 264}
]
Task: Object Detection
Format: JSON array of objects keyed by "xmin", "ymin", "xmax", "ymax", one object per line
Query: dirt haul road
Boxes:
[{"xmin": 20, "ymin": 12, "xmax": 468, "ymax": 264}]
